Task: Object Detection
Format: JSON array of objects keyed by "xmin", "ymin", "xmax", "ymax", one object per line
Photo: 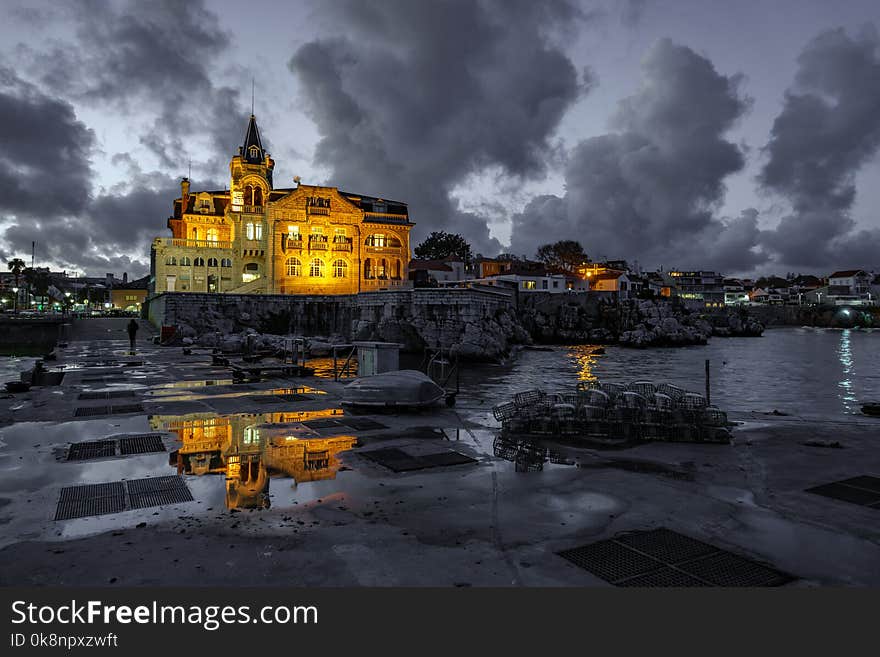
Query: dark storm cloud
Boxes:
[
  {"xmin": 1, "ymin": 0, "xmax": 246, "ymax": 276},
  {"xmin": 759, "ymin": 25, "xmax": 880, "ymax": 270},
  {"xmin": 509, "ymin": 38, "xmax": 765, "ymax": 271},
  {"xmin": 620, "ymin": 0, "xmax": 648, "ymax": 28},
  {"xmin": 288, "ymin": 0, "xmax": 585, "ymax": 254},
  {"xmin": 23, "ymin": 0, "xmax": 250, "ymax": 171},
  {"xmin": 0, "ymin": 68, "xmax": 94, "ymax": 217}
]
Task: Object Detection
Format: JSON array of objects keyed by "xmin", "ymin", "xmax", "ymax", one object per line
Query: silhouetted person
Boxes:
[{"xmin": 127, "ymin": 319, "xmax": 139, "ymax": 354}]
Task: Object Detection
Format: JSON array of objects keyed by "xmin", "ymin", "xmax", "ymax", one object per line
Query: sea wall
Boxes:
[
  {"xmin": 146, "ymin": 287, "xmax": 528, "ymax": 360},
  {"xmin": 747, "ymin": 304, "xmax": 879, "ymax": 328},
  {"xmin": 0, "ymin": 317, "xmax": 66, "ymax": 356}
]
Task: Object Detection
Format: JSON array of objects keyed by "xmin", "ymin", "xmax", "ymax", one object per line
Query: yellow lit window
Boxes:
[{"xmin": 309, "ymin": 258, "xmax": 324, "ymax": 277}]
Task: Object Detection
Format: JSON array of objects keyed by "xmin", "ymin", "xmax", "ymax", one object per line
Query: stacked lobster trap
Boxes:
[{"xmin": 492, "ymin": 380, "xmax": 732, "ymax": 449}]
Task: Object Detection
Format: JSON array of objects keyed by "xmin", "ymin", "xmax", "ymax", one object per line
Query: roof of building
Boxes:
[
  {"xmin": 592, "ymin": 270, "xmax": 627, "ymax": 281},
  {"xmin": 113, "ymin": 275, "xmax": 150, "ymax": 291},
  {"xmin": 829, "ymin": 269, "xmax": 867, "ymax": 278},
  {"xmin": 241, "ymin": 114, "xmax": 265, "ymax": 164},
  {"xmin": 409, "ymin": 260, "xmax": 453, "ymax": 272}
]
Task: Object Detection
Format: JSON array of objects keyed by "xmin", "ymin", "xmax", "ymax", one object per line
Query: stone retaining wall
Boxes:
[{"xmin": 145, "ymin": 287, "xmax": 524, "ymax": 360}]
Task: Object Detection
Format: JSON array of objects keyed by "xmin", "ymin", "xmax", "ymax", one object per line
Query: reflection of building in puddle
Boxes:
[
  {"xmin": 154, "ymin": 409, "xmax": 355, "ymax": 510},
  {"xmin": 147, "ymin": 383, "xmax": 326, "ymax": 403}
]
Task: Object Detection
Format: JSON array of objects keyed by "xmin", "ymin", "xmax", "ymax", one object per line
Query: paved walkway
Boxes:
[{"xmin": 68, "ymin": 317, "xmax": 157, "ymax": 343}]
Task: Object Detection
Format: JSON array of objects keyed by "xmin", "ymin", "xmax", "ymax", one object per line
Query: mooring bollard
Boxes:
[{"xmin": 705, "ymin": 359, "xmax": 711, "ymax": 406}]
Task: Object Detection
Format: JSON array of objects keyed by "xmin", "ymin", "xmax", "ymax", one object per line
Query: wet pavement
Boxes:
[{"xmin": 0, "ymin": 319, "xmax": 879, "ymax": 586}]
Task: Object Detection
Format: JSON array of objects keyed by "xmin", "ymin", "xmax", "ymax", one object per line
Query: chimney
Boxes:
[{"xmin": 181, "ymin": 177, "xmax": 190, "ymax": 210}]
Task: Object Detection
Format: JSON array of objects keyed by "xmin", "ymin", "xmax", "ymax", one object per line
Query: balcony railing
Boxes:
[
  {"xmin": 242, "ymin": 205, "xmax": 264, "ymax": 214},
  {"xmin": 333, "ymin": 242, "xmax": 353, "ymax": 252},
  {"xmin": 307, "ymin": 206, "xmax": 330, "ymax": 216},
  {"xmin": 364, "ymin": 212, "xmax": 408, "ymax": 223},
  {"xmin": 155, "ymin": 238, "xmax": 232, "ymax": 249}
]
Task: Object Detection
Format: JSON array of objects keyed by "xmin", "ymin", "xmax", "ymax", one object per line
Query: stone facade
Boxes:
[{"xmin": 150, "ymin": 115, "xmax": 412, "ymax": 298}]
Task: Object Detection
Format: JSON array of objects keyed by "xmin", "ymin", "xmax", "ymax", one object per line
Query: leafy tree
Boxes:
[
  {"xmin": 414, "ymin": 231, "xmax": 473, "ymax": 263},
  {"xmin": 23, "ymin": 267, "xmax": 50, "ymax": 297},
  {"xmin": 7, "ymin": 258, "xmax": 25, "ymax": 287},
  {"xmin": 535, "ymin": 240, "xmax": 588, "ymax": 272}
]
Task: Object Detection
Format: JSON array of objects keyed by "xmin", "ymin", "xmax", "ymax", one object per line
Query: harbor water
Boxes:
[{"xmin": 454, "ymin": 327, "xmax": 879, "ymax": 421}]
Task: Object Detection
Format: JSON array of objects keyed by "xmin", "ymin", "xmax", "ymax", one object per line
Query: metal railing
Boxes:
[{"xmin": 155, "ymin": 238, "xmax": 232, "ymax": 249}]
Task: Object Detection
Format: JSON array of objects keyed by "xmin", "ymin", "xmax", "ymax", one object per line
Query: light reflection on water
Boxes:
[
  {"xmin": 456, "ymin": 328, "xmax": 879, "ymax": 419},
  {"xmin": 836, "ymin": 329, "xmax": 857, "ymax": 412}
]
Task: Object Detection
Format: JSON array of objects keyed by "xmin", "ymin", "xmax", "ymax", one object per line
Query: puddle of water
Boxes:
[
  {"xmin": 145, "ymin": 383, "xmax": 326, "ymax": 403},
  {"xmin": 152, "ymin": 408, "xmax": 359, "ymax": 510}
]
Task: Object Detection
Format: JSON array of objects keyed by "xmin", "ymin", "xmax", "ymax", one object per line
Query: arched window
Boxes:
[
  {"xmin": 364, "ymin": 258, "xmax": 372, "ymax": 279},
  {"xmin": 332, "ymin": 259, "xmax": 348, "ymax": 278},
  {"xmin": 191, "ymin": 228, "xmax": 199, "ymax": 240},
  {"xmin": 394, "ymin": 259, "xmax": 402, "ymax": 279},
  {"xmin": 194, "ymin": 257, "xmax": 205, "ymax": 267},
  {"xmin": 207, "ymin": 258, "xmax": 218, "ymax": 267},
  {"xmin": 165, "ymin": 256, "xmax": 176, "ymax": 266},
  {"xmin": 286, "ymin": 257, "xmax": 301, "ymax": 276},
  {"xmin": 206, "ymin": 228, "xmax": 219, "ymax": 243},
  {"xmin": 377, "ymin": 258, "xmax": 387, "ymax": 279},
  {"xmin": 244, "ymin": 185, "xmax": 254, "ymax": 206},
  {"xmin": 366, "ymin": 233, "xmax": 386, "ymax": 247},
  {"xmin": 309, "ymin": 258, "xmax": 324, "ymax": 277},
  {"xmin": 180, "ymin": 256, "xmax": 191, "ymax": 266},
  {"xmin": 221, "ymin": 258, "xmax": 232, "ymax": 268},
  {"xmin": 253, "ymin": 187, "xmax": 263, "ymax": 207},
  {"xmin": 242, "ymin": 262, "xmax": 260, "ymax": 283}
]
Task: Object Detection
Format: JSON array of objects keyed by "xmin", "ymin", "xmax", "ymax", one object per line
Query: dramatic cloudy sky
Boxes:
[{"xmin": 1, "ymin": 0, "xmax": 878, "ymax": 278}]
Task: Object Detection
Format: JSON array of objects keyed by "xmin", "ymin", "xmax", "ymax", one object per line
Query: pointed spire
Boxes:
[{"xmin": 242, "ymin": 114, "xmax": 264, "ymax": 164}]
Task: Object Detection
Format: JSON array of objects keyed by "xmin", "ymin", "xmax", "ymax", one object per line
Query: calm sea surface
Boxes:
[{"xmin": 455, "ymin": 327, "xmax": 879, "ymax": 419}]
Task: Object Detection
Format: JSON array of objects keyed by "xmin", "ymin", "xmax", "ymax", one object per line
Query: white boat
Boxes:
[{"xmin": 341, "ymin": 370, "xmax": 446, "ymax": 408}]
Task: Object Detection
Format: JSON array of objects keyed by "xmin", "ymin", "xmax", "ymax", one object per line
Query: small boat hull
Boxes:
[{"xmin": 342, "ymin": 370, "xmax": 445, "ymax": 408}]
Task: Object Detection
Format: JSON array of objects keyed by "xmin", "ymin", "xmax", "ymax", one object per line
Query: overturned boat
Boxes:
[{"xmin": 342, "ymin": 370, "xmax": 446, "ymax": 408}]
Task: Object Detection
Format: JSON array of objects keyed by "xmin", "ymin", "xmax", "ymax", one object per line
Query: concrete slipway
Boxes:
[{"xmin": 0, "ymin": 319, "xmax": 878, "ymax": 586}]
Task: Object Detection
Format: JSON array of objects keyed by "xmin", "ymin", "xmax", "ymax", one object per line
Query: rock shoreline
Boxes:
[{"xmin": 172, "ymin": 297, "xmax": 763, "ymax": 362}]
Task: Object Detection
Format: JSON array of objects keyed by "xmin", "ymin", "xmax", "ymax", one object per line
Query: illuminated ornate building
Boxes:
[{"xmin": 150, "ymin": 115, "xmax": 413, "ymax": 296}]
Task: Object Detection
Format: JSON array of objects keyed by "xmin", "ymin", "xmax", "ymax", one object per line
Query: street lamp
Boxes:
[{"xmin": 11, "ymin": 287, "xmax": 18, "ymax": 314}]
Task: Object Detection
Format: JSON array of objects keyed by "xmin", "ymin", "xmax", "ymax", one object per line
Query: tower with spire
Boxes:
[{"xmin": 230, "ymin": 114, "xmax": 274, "ymax": 203}]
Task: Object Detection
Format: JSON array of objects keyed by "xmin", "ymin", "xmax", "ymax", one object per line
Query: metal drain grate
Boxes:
[
  {"xmin": 558, "ymin": 528, "xmax": 794, "ymax": 587},
  {"xmin": 303, "ymin": 418, "xmax": 345, "ymax": 429},
  {"xmin": 616, "ymin": 527, "xmax": 717, "ymax": 564},
  {"xmin": 275, "ymin": 393, "xmax": 314, "ymax": 402},
  {"xmin": 342, "ymin": 418, "xmax": 388, "ymax": 431},
  {"xmin": 67, "ymin": 440, "xmax": 117, "ymax": 461},
  {"xmin": 78, "ymin": 390, "xmax": 136, "ymax": 400},
  {"xmin": 74, "ymin": 406, "xmax": 110, "ymax": 417},
  {"xmin": 109, "ymin": 403, "xmax": 145, "ymax": 415},
  {"xmin": 618, "ymin": 567, "xmax": 710, "ymax": 587},
  {"xmin": 127, "ymin": 475, "xmax": 193, "ymax": 510},
  {"xmin": 806, "ymin": 475, "xmax": 880, "ymax": 508},
  {"xmin": 54, "ymin": 482, "xmax": 126, "ymax": 520},
  {"xmin": 361, "ymin": 447, "xmax": 476, "ymax": 472},
  {"xmin": 682, "ymin": 551, "xmax": 792, "ymax": 587},
  {"xmin": 119, "ymin": 434, "xmax": 165, "ymax": 455},
  {"xmin": 54, "ymin": 476, "xmax": 193, "ymax": 520}
]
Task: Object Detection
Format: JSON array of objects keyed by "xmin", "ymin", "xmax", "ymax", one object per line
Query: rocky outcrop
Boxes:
[
  {"xmin": 618, "ymin": 302, "xmax": 713, "ymax": 347},
  {"xmin": 709, "ymin": 311, "xmax": 764, "ymax": 337}
]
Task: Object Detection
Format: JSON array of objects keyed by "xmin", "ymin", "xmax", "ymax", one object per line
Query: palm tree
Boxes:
[{"xmin": 7, "ymin": 258, "xmax": 26, "ymax": 288}]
